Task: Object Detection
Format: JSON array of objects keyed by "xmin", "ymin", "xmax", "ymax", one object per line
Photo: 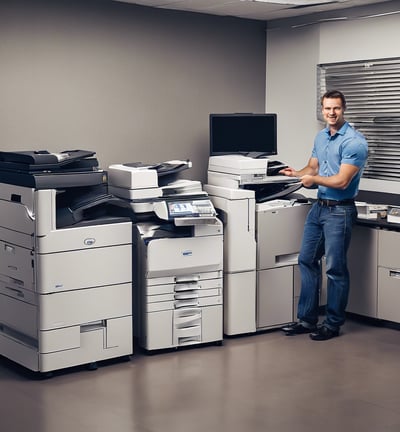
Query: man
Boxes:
[{"xmin": 280, "ymin": 90, "xmax": 368, "ymax": 341}]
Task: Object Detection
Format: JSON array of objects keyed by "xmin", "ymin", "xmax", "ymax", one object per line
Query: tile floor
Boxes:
[{"xmin": 1, "ymin": 317, "xmax": 400, "ymax": 432}]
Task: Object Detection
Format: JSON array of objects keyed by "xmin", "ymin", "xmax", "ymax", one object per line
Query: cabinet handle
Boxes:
[{"xmin": 389, "ymin": 270, "xmax": 400, "ymax": 279}]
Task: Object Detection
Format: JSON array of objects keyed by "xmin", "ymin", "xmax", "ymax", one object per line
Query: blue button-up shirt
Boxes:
[{"xmin": 312, "ymin": 121, "xmax": 368, "ymax": 200}]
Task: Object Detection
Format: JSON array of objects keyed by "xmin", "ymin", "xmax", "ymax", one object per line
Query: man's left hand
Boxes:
[{"xmin": 300, "ymin": 175, "xmax": 315, "ymax": 188}]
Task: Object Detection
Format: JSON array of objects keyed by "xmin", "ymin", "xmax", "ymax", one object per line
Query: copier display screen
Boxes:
[{"xmin": 168, "ymin": 202, "xmax": 194, "ymax": 216}]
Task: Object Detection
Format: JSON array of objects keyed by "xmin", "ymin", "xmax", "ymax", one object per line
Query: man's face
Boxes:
[{"xmin": 321, "ymin": 97, "xmax": 345, "ymax": 128}]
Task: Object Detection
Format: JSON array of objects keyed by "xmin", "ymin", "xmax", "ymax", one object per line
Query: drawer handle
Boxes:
[
  {"xmin": 174, "ymin": 300, "xmax": 199, "ymax": 309},
  {"xmin": 4, "ymin": 244, "xmax": 15, "ymax": 254},
  {"xmin": 175, "ymin": 292, "xmax": 199, "ymax": 300},
  {"xmin": 389, "ymin": 270, "xmax": 400, "ymax": 279},
  {"xmin": 174, "ymin": 283, "xmax": 199, "ymax": 292},
  {"xmin": 81, "ymin": 320, "xmax": 106, "ymax": 332},
  {"xmin": 5, "ymin": 286, "xmax": 25, "ymax": 298},
  {"xmin": 175, "ymin": 275, "xmax": 200, "ymax": 283}
]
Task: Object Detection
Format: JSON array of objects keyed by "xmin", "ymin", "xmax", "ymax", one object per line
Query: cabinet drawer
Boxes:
[
  {"xmin": 378, "ymin": 230, "xmax": 400, "ymax": 269},
  {"xmin": 347, "ymin": 226, "xmax": 378, "ymax": 318},
  {"xmin": 378, "ymin": 267, "xmax": 400, "ymax": 322},
  {"xmin": 256, "ymin": 204, "xmax": 309, "ymax": 270},
  {"xmin": 257, "ymin": 266, "xmax": 293, "ymax": 329}
]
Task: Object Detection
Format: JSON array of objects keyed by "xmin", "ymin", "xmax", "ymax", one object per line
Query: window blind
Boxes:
[{"xmin": 317, "ymin": 58, "xmax": 400, "ymax": 182}]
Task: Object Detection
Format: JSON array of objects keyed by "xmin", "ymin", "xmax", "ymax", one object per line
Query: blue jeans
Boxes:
[{"xmin": 297, "ymin": 201, "xmax": 357, "ymax": 331}]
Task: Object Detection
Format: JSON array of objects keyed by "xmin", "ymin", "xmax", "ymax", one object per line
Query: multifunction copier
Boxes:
[
  {"xmin": 108, "ymin": 160, "xmax": 223, "ymax": 351},
  {"xmin": 205, "ymin": 155, "xmax": 310, "ymax": 336},
  {"xmin": 0, "ymin": 150, "xmax": 133, "ymax": 373}
]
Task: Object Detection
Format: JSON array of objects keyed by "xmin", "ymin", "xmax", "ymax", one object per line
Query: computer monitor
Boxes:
[{"xmin": 209, "ymin": 113, "xmax": 277, "ymax": 158}]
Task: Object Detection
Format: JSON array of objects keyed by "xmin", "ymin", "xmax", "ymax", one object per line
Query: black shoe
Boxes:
[
  {"xmin": 309, "ymin": 326, "xmax": 339, "ymax": 341},
  {"xmin": 282, "ymin": 322, "xmax": 316, "ymax": 336}
]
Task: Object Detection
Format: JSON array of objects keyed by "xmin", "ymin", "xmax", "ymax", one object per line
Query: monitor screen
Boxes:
[{"xmin": 209, "ymin": 113, "xmax": 277, "ymax": 157}]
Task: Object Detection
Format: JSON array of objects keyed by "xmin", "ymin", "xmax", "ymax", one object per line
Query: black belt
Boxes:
[{"xmin": 318, "ymin": 198, "xmax": 355, "ymax": 207}]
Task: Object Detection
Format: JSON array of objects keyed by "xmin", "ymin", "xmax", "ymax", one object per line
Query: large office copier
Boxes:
[
  {"xmin": 205, "ymin": 155, "xmax": 311, "ymax": 336},
  {"xmin": 0, "ymin": 150, "xmax": 133, "ymax": 374},
  {"xmin": 107, "ymin": 160, "xmax": 223, "ymax": 351}
]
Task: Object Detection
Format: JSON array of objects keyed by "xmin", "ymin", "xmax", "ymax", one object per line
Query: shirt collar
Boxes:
[{"xmin": 324, "ymin": 121, "xmax": 349, "ymax": 137}]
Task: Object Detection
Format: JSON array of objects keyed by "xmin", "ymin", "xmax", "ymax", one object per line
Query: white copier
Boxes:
[
  {"xmin": 0, "ymin": 150, "xmax": 133, "ymax": 374},
  {"xmin": 205, "ymin": 155, "xmax": 310, "ymax": 336},
  {"xmin": 108, "ymin": 160, "xmax": 223, "ymax": 351}
]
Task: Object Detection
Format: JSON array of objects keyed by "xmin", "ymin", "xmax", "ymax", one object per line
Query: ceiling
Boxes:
[{"xmin": 112, "ymin": 0, "xmax": 397, "ymax": 22}]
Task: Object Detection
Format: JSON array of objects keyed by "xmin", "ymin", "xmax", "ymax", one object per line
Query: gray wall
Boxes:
[{"xmin": 0, "ymin": 0, "xmax": 266, "ymax": 182}]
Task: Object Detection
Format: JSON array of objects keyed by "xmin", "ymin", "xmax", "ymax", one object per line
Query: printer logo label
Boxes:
[
  {"xmin": 182, "ymin": 250, "xmax": 192, "ymax": 257},
  {"xmin": 84, "ymin": 238, "xmax": 96, "ymax": 246}
]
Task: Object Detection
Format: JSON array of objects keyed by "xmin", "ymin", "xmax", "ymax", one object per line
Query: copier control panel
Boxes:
[{"xmin": 154, "ymin": 198, "xmax": 217, "ymax": 225}]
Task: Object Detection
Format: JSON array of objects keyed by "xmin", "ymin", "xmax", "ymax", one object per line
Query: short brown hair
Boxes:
[{"xmin": 321, "ymin": 90, "xmax": 346, "ymax": 109}]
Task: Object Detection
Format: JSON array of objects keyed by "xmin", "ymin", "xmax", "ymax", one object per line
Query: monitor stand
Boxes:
[{"xmin": 246, "ymin": 152, "xmax": 269, "ymax": 159}]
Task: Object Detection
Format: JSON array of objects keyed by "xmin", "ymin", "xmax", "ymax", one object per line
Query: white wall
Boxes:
[
  {"xmin": 319, "ymin": 13, "xmax": 400, "ymax": 64},
  {"xmin": 266, "ymin": 7, "xmax": 400, "ymax": 195},
  {"xmin": 266, "ymin": 25, "xmax": 320, "ymax": 169}
]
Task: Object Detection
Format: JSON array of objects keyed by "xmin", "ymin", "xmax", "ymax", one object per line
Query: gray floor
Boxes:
[{"xmin": 1, "ymin": 317, "xmax": 400, "ymax": 432}]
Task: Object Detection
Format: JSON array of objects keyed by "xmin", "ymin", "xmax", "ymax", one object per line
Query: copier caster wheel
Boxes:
[
  {"xmin": 87, "ymin": 362, "xmax": 98, "ymax": 371},
  {"xmin": 35, "ymin": 371, "xmax": 54, "ymax": 380}
]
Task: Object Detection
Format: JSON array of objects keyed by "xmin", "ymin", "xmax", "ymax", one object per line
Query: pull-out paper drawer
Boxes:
[
  {"xmin": 173, "ymin": 308, "xmax": 202, "ymax": 346},
  {"xmin": 36, "ymin": 244, "xmax": 132, "ymax": 293},
  {"xmin": 146, "ymin": 271, "xmax": 223, "ymax": 295},
  {"xmin": 173, "ymin": 326, "xmax": 201, "ymax": 346},
  {"xmin": 39, "ymin": 316, "xmax": 133, "ymax": 353},
  {"xmin": 146, "ymin": 288, "xmax": 222, "ymax": 312},
  {"xmin": 146, "ymin": 270, "xmax": 222, "ymax": 288},
  {"xmin": 36, "ymin": 221, "xmax": 132, "ymax": 254},
  {"xmin": 39, "ymin": 283, "xmax": 132, "ymax": 330},
  {"xmin": 39, "ymin": 315, "xmax": 133, "ymax": 373},
  {"xmin": 0, "ymin": 315, "xmax": 133, "ymax": 373},
  {"xmin": 146, "ymin": 235, "xmax": 223, "ymax": 278}
]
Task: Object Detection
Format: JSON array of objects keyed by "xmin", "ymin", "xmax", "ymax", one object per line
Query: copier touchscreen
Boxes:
[{"xmin": 168, "ymin": 202, "xmax": 194, "ymax": 216}]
